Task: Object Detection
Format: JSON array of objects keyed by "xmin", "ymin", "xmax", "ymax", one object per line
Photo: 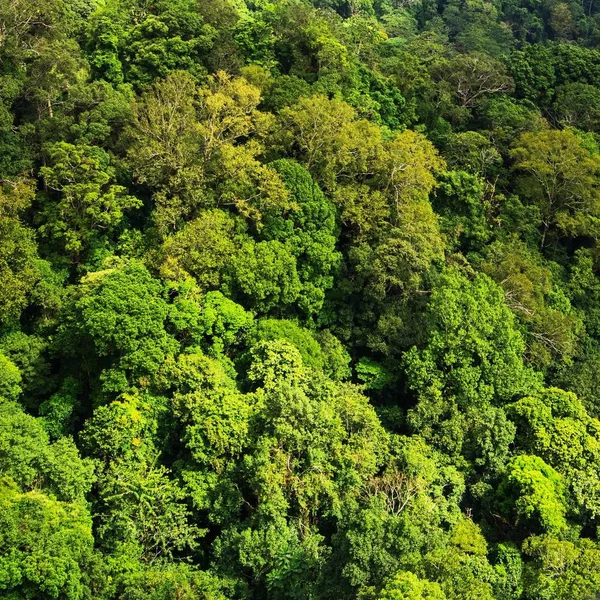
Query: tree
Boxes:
[
  {"xmin": 478, "ymin": 238, "xmax": 581, "ymax": 369},
  {"xmin": 39, "ymin": 142, "xmax": 141, "ymax": 259},
  {"xmin": 552, "ymin": 83, "xmax": 600, "ymax": 132},
  {"xmin": 329, "ymin": 435, "xmax": 465, "ymax": 594},
  {"xmin": 375, "ymin": 571, "xmax": 446, "ymax": 599},
  {"xmin": 171, "ymin": 351, "xmax": 251, "ymax": 521},
  {"xmin": 120, "ymin": 0, "xmax": 216, "ymax": 88},
  {"xmin": 263, "ymin": 159, "xmax": 341, "ymax": 316},
  {"xmin": 506, "ymin": 388, "xmax": 600, "ymax": 522},
  {"xmin": 214, "ymin": 343, "xmax": 388, "ymax": 596},
  {"xmin": 349, "ymin": 200, "xmax": 445, "ymax": 301},
  {"xmin": 432, "ymin": 170, "xmax": 491, "ymax": 252},
  {"xmin": 404, "ymin": 267, "xmax": 540, "ymax": 457},
  {"xmin": 0, "ymin": 179, "xmax": 40, "ymax": 325},
  {"xmin": 128, "ymin": 70, "xmax": 283, "ymax": 233},
  {"xmin": 0, "ymin": 478, "xmax": 96, "ymax": 600},
  {"xmin": 277, "ymin": 95, "xmax": 382, "ymax": 191},
  {"xmin": 169, "ymin": 289, "xmax": 254, "ymax": 358},
  {"xmin": 252, "ymin": 319, "xmax": 326, "ymax": 372},
  {"xmin": 57, "ymin": 260, "xmax": 178, "ymax": 396},
  {"xmin": 158, "ymin": 209, "xmax": 244, "ymax": 290},
  {"xmin": 376, "ymin": 130, "xmax": 445, "ymax": 211},
  {"xmin": 224, "ymin": 240, "xmax": 302, "ymax": 313},
  {"xmin": 511, "ymin": 129, "xmax": 600, "ymax": 247},
  {"xmin": 450, "ymin": 53, "xmax": 514, "ymax": 107},
  {"xmin": 498, "ymin": 455, "xmax": 567, "ymax": 535},
  {"xmin": 0, "ymin": 400, "xmax": 97, "ymax": 600},
  {"xmin": 127, "ymin": 70, "xmax": 204, "ymax": 234},
  {"xmin": 522, "ymin": 535, "xmax": 600, "ymax": 600},
  {"xmin": 444, "ymin": 132, "xmax": 502, "ymax": 180},
  {"xmin": 418, "ymin": 519, "xmax": 498, "ymax": 600}
]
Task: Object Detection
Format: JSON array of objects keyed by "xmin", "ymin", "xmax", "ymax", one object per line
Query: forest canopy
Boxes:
[{"xmin": 4, "ymin": 0, "xmax": 600, "ymax": 598}]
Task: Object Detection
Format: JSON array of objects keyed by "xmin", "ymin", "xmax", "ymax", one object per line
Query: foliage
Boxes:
[{"xmin": 6, "ymin": 0, "xmax": 600, "ymax": 597}]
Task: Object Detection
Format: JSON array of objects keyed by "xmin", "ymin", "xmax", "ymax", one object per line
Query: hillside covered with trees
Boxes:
[{"xmin": 5, "ymin": 0, "xmax": 600, "ymax": 598}]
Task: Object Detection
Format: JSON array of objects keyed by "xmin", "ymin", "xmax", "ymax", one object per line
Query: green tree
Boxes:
[
  {"xmin": 375, "ymin": 571, "xmax": 446, "ymax": 599},
  {"xmin": 522, "ymin": 535, "xmax": 600, "ymax": 600},
  {"xmin": 498, "ymin": 455, "xmax": 567, "ymax": 535},
  {"xmin": 0, "ymin": 478, "xmax": 96, "ymax": 600},
  {"xmin": 224, "ymin": 240, "xmax": 302, "ymax": 314},
  {"xmin": 57, "ymin": 260, "xmax": 178, "ymax": 396},
  {"xmin": 120, "ymin": 0, "xmax": 216, "ymax": 88},
  {"xmin": 158, "ymin": 209, "xmax": 244, "ymax": 290},
  {"xmin": 262, "ymin": 159, "xmax": 341, "ymax": 316},
  {"xmin": 511, "ymin": 129, "xmax": 600, "ymax": 247},
  {"xmin": 0, "ymin": 179, "xmax": 40, "ymax": 325},
  {"xmin": 39, "ymin": 142, "xmax": 141, "ymax": 259},
  {"xmin": 404, "ymin": 267, "xmax": 540, "ymax": 457}
]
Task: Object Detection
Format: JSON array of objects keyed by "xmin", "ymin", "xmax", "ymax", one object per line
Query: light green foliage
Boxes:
[
  {"xmin": 499, "ymin": 455, "xmax": 567, "ymax": 534},
  {"xmin": 0, "ymin": 331, "xmax": 51, "ymax": 401},
  {"xmin": 73, "ymin": 261, "xmax": 173, "ymax": 360},
  {"xmin": 376, "ymin": 571, "xmax": 446, "ymax": 599},
  {"xmin": 247, "ymin": 340, "xmax": 307, "ymax": 390},
  {"xmin": 0, "ymin": 400, "xmax": 94, "ymax": 503},
  {"xmin": 0, "ymin": 478, "xmax": 95, "ymax": 600},
  {"xmin": 39, "ymin": 377, "xmax": 80, "ymax": 438},
  {"xmin": 212, "ymin": 143, "xmax": 291, "ymax": 225},
  {"xmin": 121, "ymin": 0, "xmax": 216, "ymax": 87},
  {"xmin": 96, "ymin": 460, "xmax": 203, "ymax": 562},
  {"xmin": 418, "ymin": 519, "xmax": 498, "ymax": 600},
  {"xmin": 377, "ymin": 130, "xmax": 445, "ymax": 208},
  {"xmin": 252, "ymin": 319, "xmax": 325, "ymax": 371},
  {"xmin": 522, "ymin": 535, "xmax": 600, "ymax": 600},
  {"xmin": 507, "ymin": 388, "xmax": 600, "ymax": 521},
  {"xmin": 168, "ymin": 285, "xmax": 254, "ymax": 367},
  {"xmin": 159, "ymin": 209, "xmax": 243, "ymax": 290},
  {"xmin": 331, "ymin": 435, "xmax": 465, "ymax": 591},
  {"xmin": 0, "ymin": 353, "xmax": 22, "ymax": 402},
  {"xmin": 82, "ymin": 389, "xmax": 202, "ymax": 562},
  {"xmin": 39, "ymin": 142, "xmax": 141, "ymax": 257},
  {"xmin": 404, "ymin": 267, "xmax": 540, "ymax": 456},
  {"xmin": 0, "ymin": 180, "xmax": 40, "ymax": 325},
  {"xmin": 216, "ymin": 364, "xmax": 388, "ymax": 593},
  {"xmin": 59, "ymin": 260, "xmax": 178, "ymax": 393},
  {"xmin": 172, "ymin": 351, "xmax": 251, "ymax": 474},
  {"xmin": 507, "ymin": 388, "xmax": 591, "ymax": 469},
  {"xmin": 433, "ymin": 170, "xmax": 491, "ymax": 251},
  {"xmin": 445, "ymin": 132, "xmax": 502, "ymax": 178},
  {"xmin": 315, "ymin": 329, "xmax": 352, "ymax": 381},
  {"xmin": 477, "ymin": 238, "xmax": 581, "ymax": 369},
  {"xmin": 196, "ymin": 291, "xmax": 254, "ymax": 355},
  {"xmin": 511, "ymin": 129, "xmax": 600, "ymax": 246},
  {"xmin": 117, "ymin": 563, "xmax": 230, "ymax": 600},
  {"xmin": 127, "ymin": 70, "xmax": 204, "ymax": 233},
  {"xmin": 277, "ymin": 94, "xmax": 373, "ymax": 190},
  {"xmin": 356, "ymin": 357, "xmax": 394, "ymax": 390},
  {"xmin": 0, "ymin": 400, "xmax": 96, "ymax": 598},
  {"xmin": 128, "ymin": 70, "xmax": 286, "ymax": 232},
  {"xmin": 277, "ymin": 95, "xmax": 444, "ymax": 198},
  {"xmin": 492, "ymin": 543, "xmax": 523, "ymax": 600},
  {"xmin": 350, "ymin": 199, "xmax": 445, "ymax": 300},
  {"xmin": 81, "ymin": 391, "xmax": 165, "ymax": 464}
]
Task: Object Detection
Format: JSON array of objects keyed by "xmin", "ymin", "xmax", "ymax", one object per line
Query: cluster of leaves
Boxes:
[{"xmin": 6, "ymin": 0, "xmax": 600, "ymax": 598}]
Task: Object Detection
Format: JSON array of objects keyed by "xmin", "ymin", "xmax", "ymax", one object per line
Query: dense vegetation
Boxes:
[{"xmin": 6, "ymin": 0, "xmax": 600, "ymax": 598}]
